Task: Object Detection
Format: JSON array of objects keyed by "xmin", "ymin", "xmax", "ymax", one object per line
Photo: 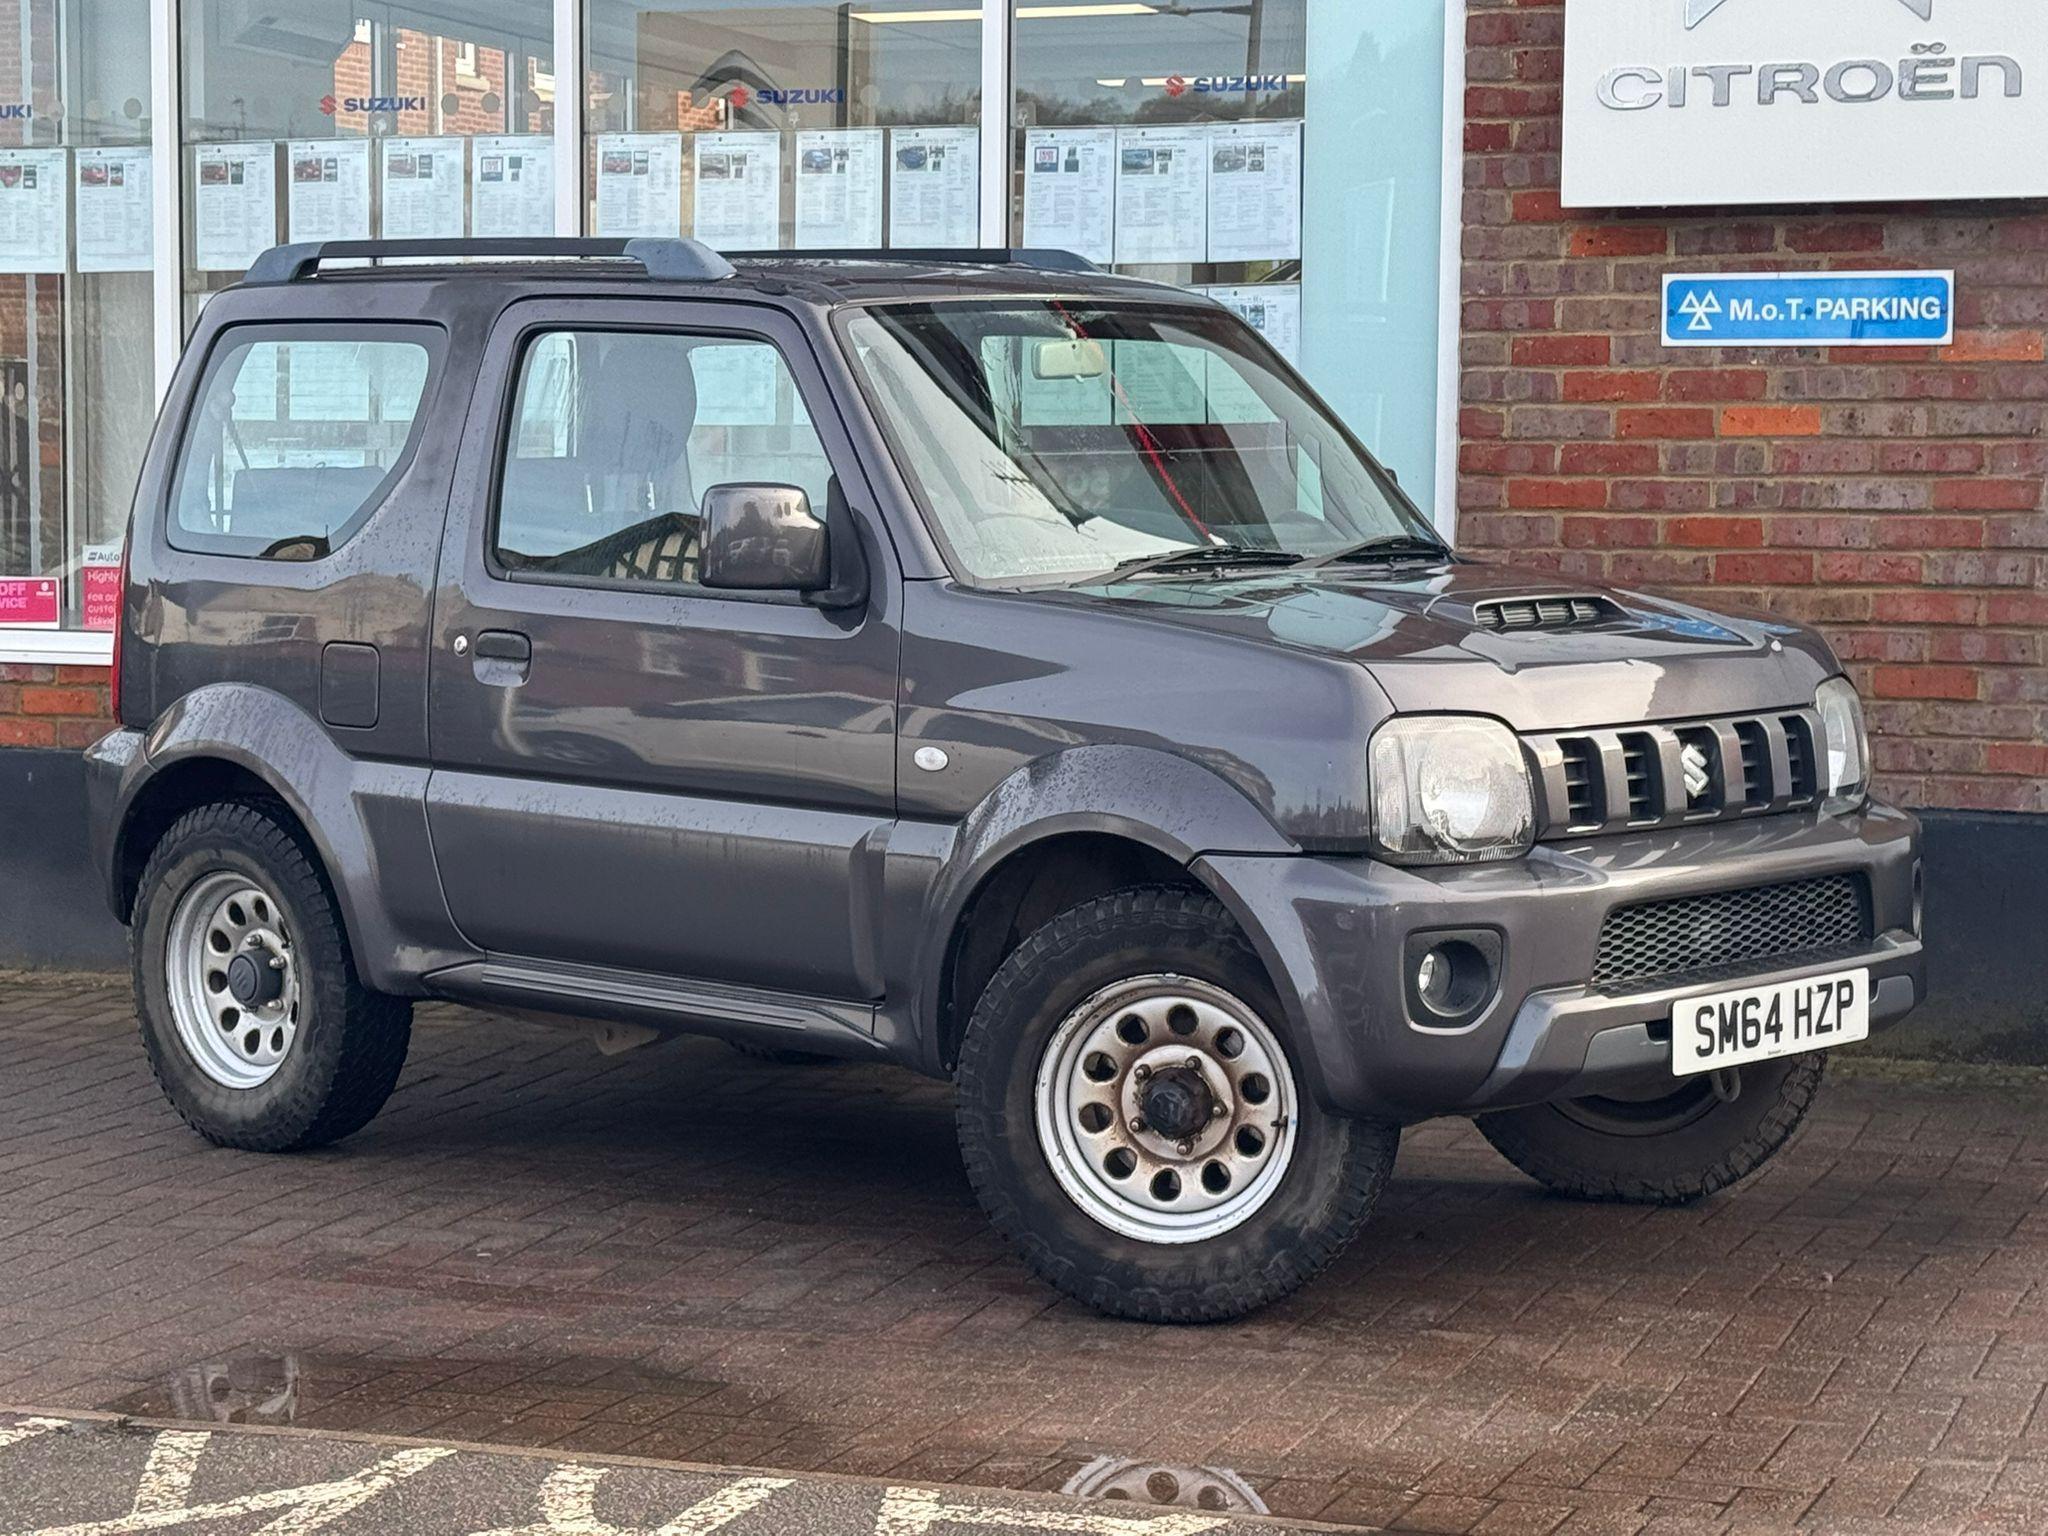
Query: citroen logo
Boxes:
[
  {"xmin": 1681, "ymin": 743, "xmax": 1713, "ymax": 802},
  {"xmin": 1686, "ymin": 0, "xmax": 1931, "ymax": 25}
]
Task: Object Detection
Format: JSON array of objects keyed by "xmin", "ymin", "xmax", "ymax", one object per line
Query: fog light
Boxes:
[
  {"xmin": 1404, "ymin": 931, "xmax": 1503, "ymax": 1029},
  {"xmin": 1416, "ymin": 948, "xmax": 1447, "ymax": 1007},
  {"xmin": 1912, "ymin": 860, "xmax": 1925, "ymax": 938}
]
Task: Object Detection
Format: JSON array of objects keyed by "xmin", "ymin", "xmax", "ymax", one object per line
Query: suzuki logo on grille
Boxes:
[{"xmin": 1681, "ymin": 742, "xmax": 1713, "ymax": 801}]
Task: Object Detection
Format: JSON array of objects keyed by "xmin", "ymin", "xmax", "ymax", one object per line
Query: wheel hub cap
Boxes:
[
  {"xmin": 225, "ymin": 950, "xmax": 283, "ymax": 1008},
  {"xmin": 1035, "ymin": 975, "xmax": 1299, "ymax": 1245},
  {"xmin": 1138, "ymin": 1067, "xmax": 1210, "ymax": 1142},
  {"xmin": 164, "ymin": 872, "xmax": 301, "ymax": 1090}
]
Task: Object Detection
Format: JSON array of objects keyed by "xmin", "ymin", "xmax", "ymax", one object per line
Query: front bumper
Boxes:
[{"xmin": 1196, "ymin": 801, "xmax": 1923, "ymax": 1123}]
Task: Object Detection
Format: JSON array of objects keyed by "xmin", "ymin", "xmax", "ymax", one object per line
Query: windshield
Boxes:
[{"xmin": 838, "ymin": 299, "xmax": 1441, "ymax": 587}]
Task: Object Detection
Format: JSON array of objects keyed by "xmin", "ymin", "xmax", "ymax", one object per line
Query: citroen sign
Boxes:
[
  {"xmin": 1686, "ymin": 0, "xmax": 1932, "ymax": 25},
  {"xmin": 1563, "ymin": 0, "xmax": 2048, "ymax": 207}
]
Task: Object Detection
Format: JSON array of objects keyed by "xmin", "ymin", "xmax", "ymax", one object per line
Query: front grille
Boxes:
[
  {"xmin": 1619, "ymin": 732, "xmax": 1660, "ymax": 821},
  {"xmin": 1735, "ymin": 720, "xmax": 1771, "ymax": 808},
  {"xmin": 1784, "ymin": 716, "xmax": 1818, "ymax": 799},
  {"xmin": 1525, "ymin": 707, "xmax": 1827, "ymax": 837},
  {"xmin": 1560, "ymin": 737, "xmax": 1601, "ymax": 824},
  {"xmin": 1592, "ymin": 874, "xmax": 1873, "ymax": 992}
]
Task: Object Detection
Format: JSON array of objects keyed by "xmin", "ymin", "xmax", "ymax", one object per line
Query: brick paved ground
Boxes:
[{"xmin": 3, "ymin": 974, "xmax": 2047, "ymax": 1534}]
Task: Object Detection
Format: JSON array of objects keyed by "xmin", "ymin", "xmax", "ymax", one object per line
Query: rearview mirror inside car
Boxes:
[{"xmin": 1033, "ymin": 338, "xmax": 1107, "ymax": 381}]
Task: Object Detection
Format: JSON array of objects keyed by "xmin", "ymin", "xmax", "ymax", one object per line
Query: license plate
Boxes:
[{"xmin": 1671, "ymin": 968, "xmax": 1869, "ymax": 1076}]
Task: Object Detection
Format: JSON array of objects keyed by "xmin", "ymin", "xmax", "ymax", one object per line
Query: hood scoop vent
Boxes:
[{"xmin": 1473, "ymin": 594, "xmax": 1626, "ymax": 634}]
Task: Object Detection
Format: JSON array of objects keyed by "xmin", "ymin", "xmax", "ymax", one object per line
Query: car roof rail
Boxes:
[
  {"xmin": 730, "ymin": 246, "xmax": 1102, "ymax": 275},
  {"xmin": 241, "ymin": 237, "xmax": 738, "ymax": 286}
]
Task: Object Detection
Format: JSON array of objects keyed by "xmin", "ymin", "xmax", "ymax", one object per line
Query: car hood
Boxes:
[{"xmin": 1047, "ymin": 561, "xmax": 1840, "ymax": 733}]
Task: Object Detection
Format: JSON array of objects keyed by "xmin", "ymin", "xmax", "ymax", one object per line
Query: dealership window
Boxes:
[
  {"xmin": 1298, "ymin": 0, "xmax": 1448, "ymax": 515},
  {"xmin": 1010, "ymin": 0, "xmax": 1307, "ymax": 357},
  {"xmin": 1007, "ymin": 0, "xmax": 1448, "ymax": 513},
  {"xmin": 0, "ymin": 0, "xmax": 1447, "ymax": 657},
  {"xmin": 0, "ymin": 0, "xmax": 154, "ymax": 639},
  {"xmin": 582, "ymin": 0, "xmax": 984, "ymax": 249},
  {"xmin": 180, "ymin": 0, "xmax": 557, "ymax": 323}
]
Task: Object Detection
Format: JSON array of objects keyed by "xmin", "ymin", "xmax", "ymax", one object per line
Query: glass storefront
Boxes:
[
  {"xmin": 584, "ymin": 0, "xmax": 984, "ymax": 249},
  {"xmin": 181, "ymin": 0, "xmax": 557, "ymax": 320},
  {"xmin": 0, "ymin": 0, "xmax": 153, "ymax": 639},
  {"xmin": 0, "ymin": 0, "xmax": 1448, "ymax": 645},
  {"xmin": 1011, "ymin": 0, "xmax": 1306, "ymax": 362}
]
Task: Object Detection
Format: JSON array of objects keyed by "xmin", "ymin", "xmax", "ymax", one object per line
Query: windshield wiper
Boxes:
[
  {"xmin": 1299, "ymin": 533, "xmax": 1453, "ymax": 570},
  {"xmin": 1097, "ymin": 544, "xmax": 1309, "ymax": 583}
]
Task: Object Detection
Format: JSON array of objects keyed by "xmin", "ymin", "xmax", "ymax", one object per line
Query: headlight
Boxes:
[
  {"xmin": 1369, "ymin": 716, "xmax": 1535, "ymax": 865},
  {"xmin": 1814, "ymin": 676, "xmax": 1870, "ymax": 811}
]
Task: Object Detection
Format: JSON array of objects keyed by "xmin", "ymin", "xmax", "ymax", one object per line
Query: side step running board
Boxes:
[{"xmin": 424, "ymin": 954, "xmax": 885, "ymax": 1060}]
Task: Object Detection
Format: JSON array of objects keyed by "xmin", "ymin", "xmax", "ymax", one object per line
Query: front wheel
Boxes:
[
  {"xmin": 956, "ymin": 887, "xmax": 1398, "ymax": 1324},
  {"xmin": 1476, "ymin": 1053, "xmax": 1825, "ymax": 1205}
]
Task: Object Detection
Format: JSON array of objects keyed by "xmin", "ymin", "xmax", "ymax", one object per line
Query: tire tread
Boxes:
[
  {"xmin": 1476, "ymin": 1054, "xmax": 1825, "ymax": 1206},
  {"xmin": 131, "ymin": 797, "xmax": 409, "ymax": 1152},
  {"xmin": 956, "ymin": 884, "xmax": 1396, "ymax": 1323}
]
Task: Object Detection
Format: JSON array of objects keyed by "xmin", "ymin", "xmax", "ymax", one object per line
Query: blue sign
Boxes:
[{"xmin": 1663, "ymin": 271, "xmax": 1954, "ymax": 349}]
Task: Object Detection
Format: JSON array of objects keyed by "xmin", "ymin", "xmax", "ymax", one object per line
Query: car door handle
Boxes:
[
  {"xmin": 473, "ymin": 630, "xmax": 532, "ymax": 663},
  {"xmin": 470, "ymin": 629, "xmax": 532, "ymax": 685}
]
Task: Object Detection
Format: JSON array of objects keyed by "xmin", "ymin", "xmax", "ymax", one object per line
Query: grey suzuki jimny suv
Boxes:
[{"xmin": 86, "ymin": 238, "xmax": 1924, "ymax": 1323}]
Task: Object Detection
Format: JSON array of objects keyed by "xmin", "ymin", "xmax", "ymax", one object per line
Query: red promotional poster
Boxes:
[
  {"xmin": 81, "ymin": 546, "xmax": 123, "ymax": 632},
  {"xmin": 0, "ymin": 576, "xmax": 60, "ymax": 628}
]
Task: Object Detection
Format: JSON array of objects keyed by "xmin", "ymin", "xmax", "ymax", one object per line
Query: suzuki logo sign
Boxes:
[{"xmin": 1563, "ymin": 0, "xmax": 2048, "ymax": 207}]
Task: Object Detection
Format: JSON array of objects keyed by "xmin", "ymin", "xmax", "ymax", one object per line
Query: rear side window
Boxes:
[
  {"xmin": 494, "ymin": 328, "xmax": 832, "ymax": 590},
  {"xmin": 169, "ymin": 328, "xmax": 435, "ymax": 560}
]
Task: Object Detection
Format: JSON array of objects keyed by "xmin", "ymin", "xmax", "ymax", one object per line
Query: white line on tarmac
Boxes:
[
  {"xmin": 131, "ymin": 1433, "xmax": 208, "ymax": 1516},
  {"xmin": 876, "ymin": 1487, "xmax": 1233, "ymax": 1536},
  {"xmin": 472, "ymin": 1464, "xmax": 794, "ymax": 1536},
  {"xmin": 0, "ymin": 1444, "xmax": 455, "ymax": 1536}
]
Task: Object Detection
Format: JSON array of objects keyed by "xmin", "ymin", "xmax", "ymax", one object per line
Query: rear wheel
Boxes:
[
  {"xmin": 1476, "ymin": 1053, "xmax": 1825, "ymax": 1205},
  {"xmin": 956, "ymin": 886, "xmax": 1398, "ymax": 1323},
  {"xmin": 132, "ymin": 800, "xmax": 411, "ymax": 1152}
]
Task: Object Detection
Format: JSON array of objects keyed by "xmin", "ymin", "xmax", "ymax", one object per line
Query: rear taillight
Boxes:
[{"xmin": 109, "ymin": 545, "xmax": 127, "ymax": 723}]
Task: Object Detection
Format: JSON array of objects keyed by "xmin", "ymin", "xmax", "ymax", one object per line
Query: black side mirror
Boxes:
[{"xmin": 699, "ymin": 483, "xmax": 830, "ymax": 593}]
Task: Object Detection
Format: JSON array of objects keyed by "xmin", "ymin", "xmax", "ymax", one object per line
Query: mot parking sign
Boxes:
[{"xmin": 1662, "ymin": 270, "xmax": 1954, "ymax": 348}]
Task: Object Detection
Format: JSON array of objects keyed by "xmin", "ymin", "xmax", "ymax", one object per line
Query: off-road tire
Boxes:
[
  {"xmin": 1476, "ymin": 1053, "xmax": 1825, "ymax": 1205},
  {"xmin": 132, "ymin": 798, "xmax": 411, "ymax": 1152},
  {"xmin": 956, "ymin": 885, "xmax": 1399, "ymax": 1323}
]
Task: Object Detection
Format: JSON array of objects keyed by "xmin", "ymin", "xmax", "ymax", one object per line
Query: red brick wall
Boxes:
[
  {"xmin": 1458, "ymin": 0, "xmax": 2048, "ymax": 815},
  {"xmin": 0, "ymin": 664, "xmax": 111, "ymax": 748}
]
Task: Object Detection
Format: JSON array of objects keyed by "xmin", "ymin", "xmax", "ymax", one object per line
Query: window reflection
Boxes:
[
  {"xmin": 180, "ymin": 0, "xmax": 556, "ymax": 318},
  {"xmin": 583, "ymin": 0, "xmax": 983, "ymax": 248},
  {"xmin": 1010, "ymin": 0, "xmax": 1304, "ymax": 365},
  {"xmin": 0, "ymin": 0, "xmax": 152, "ymax": 635}
]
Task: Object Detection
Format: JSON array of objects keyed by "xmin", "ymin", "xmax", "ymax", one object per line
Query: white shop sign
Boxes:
[{"xmin": 1563, "ymin": 0, "xmax": 2048, "ymax": 208}]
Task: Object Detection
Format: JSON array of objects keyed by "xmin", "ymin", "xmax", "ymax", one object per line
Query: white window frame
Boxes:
[
  {"xmin": 2, "ymin": 0, "xmax": 182, "ymax": 668},
  {"xmin": 1433, "ymin": 0, "xmax": 1466, "ymax": 543}
]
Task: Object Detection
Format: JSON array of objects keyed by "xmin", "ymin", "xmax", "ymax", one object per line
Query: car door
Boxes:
[{"xmin": 425, "ymin": 296, "xmax": 899, "ymax": 1001}]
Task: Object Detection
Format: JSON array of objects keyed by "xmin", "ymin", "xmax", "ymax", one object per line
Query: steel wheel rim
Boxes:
[
  {"xmin": 1034, "ymin": 974, "xmax": 1298, "ymax": 1245},
  {"xmin": 165, "ymin": 870, "xmax": 301, "ymax": 1090}
]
